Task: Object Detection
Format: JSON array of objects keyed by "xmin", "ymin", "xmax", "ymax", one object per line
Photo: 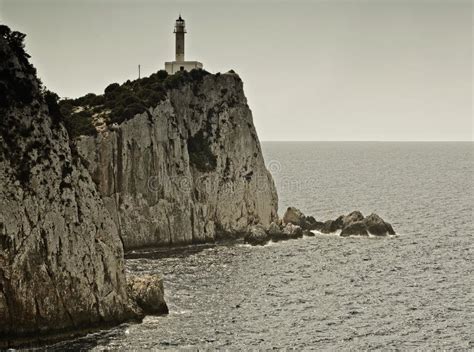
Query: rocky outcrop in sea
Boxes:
[
  {"xmin": 320, "ymin": 211, "xmax": 396, "ymax": 237},
  {"xmin": 244, "ymin": 207, "xmax": 396, "ymax": 245},
  {"xmin": 127, "ymin": 275, "xmax": 168, "ymax": 315}
]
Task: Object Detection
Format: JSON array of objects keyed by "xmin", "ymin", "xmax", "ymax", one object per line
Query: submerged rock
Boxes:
[{"xmin": 127, "ymin": 275, "xmax": 169, "ymax": 315}]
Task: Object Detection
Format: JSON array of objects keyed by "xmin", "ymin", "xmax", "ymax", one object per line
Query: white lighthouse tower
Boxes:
[{"xmin": 165, "ymin": 15, "xmax": 203, "ymax": 74}]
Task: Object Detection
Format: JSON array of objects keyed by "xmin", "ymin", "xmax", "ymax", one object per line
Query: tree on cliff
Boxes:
[
  {"xmin": 0, "ymin": 25, "xmax": 32, "ymax": 69},
  {"xmin": 0, "ymin": 25, "xmax": 38, "ymax": 108}
]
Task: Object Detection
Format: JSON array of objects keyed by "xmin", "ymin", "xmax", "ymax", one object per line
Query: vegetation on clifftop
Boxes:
[
  {"xmin": 1, "ymin": 25, "xmax": 219, "ymax": 177},
  {"xmin": 58, "ymin": 68, "xmax": 211, "ymax": 137},
  {"xmin": 0, "ymin": 25, "xmax": 38, "ymax": 109}
]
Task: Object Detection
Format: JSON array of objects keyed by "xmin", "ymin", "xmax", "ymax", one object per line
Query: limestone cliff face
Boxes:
[
  {"xmin": 77, "ymin": 73, "xmax": 278, "ymax": 249},
  {"xmin": 0, "ymin": 30, "xmax": 139, "ymax": 342}
]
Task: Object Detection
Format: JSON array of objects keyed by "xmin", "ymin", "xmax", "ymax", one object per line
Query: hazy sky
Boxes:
[{"xmin": 1, "ymin": 0, "xmax": 472, "ymax": 141}]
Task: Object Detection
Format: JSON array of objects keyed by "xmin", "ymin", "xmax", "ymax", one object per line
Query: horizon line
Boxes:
[{"xmin": 260, "ymin": 140, "xmax": 473, "ymax": 143}]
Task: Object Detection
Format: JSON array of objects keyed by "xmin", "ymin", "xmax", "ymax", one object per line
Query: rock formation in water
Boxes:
[
  {"xmin": 244, "ymin": 225, "xmax": 269, "ymax": 246},
  {"xmin": 283, "ymin": 206, "xmax": 324, "ymax": 231},
  {"xmin": 244, "ymin": 218, "xmax": 307, "ymax": 245},
  {"xmin": 0, "ymin": 26, "xmax": 142, "ymax": 345},
  {"xmin": 127, "ymin": 275, "xmax": 168, "ymax": 315},
  {"xmin": 75, "ymin": 72, "xmax": 279, "ymax": 249},
  {"xmin": 340, "ymin": 213, "xmax": 396, "ymax": 237},
  {"xmin": 282, "ymin": 207, "xmax": 396, "ymax": 237},
  {"xmin": 244, "ymin": 207, "xmax": 396, "ymax": 245},
  {"xmin": 320, "ymin": 211, "xmax": 395, "ymax": 236}
]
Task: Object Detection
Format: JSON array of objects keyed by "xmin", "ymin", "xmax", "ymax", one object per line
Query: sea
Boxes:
[{"xmin": 45, "ymin": 142, "xmax": 473, "ymax": 350}]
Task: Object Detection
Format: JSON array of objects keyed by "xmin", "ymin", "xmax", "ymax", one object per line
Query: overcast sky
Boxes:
[{"xmin": 1, "ymin": 0, "xmax": 472, "ymax": 141}]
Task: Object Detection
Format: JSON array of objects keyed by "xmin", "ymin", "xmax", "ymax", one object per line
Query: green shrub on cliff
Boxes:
[
  {"xmin": 44, "ymin": 90, "xmax": 63, "ymax": 125},
  {"xmin": 156, "ymin": 70, "xmax": 168, "ymax": 80},
  {"xmin": 0, "ymin": 25, "xmax": 35, "ymax": 75},
  {"xmin": 187, "ymin": 130, "xmax": 217, "ymax": 172},
  {"xmin": 64, "ymin": 110, "xmax": 97, "ymax": 137},
  {"xmin": 105, "ymin": 82, "xmax": 120, "ymax": 94}
]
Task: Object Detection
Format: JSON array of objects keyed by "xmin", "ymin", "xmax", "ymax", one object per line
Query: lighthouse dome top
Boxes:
[{"xmin": 175, "ymin": 15, "xmax": 186, "ymax": 32}]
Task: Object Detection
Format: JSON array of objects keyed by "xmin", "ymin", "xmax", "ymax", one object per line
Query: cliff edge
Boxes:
[
  {"xmin": 76, "ymin": 71, "xmax": 279, "ymax": 249},
  {"xmin": 0, "ymin": 26, "xmax": 140, "ymax": 345}
]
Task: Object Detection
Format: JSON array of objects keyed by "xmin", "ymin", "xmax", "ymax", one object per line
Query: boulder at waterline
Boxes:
[
  {"xmin": 283, "ymin": 207, "xmax": 305, "ymax": 225},
  {"xmin": 364, "ymin": 213, "xmax": 396, "ymax": 236},
  {"xmin": 321, "ymin": 211, "xmax": 396, "ymax": 237},
  {"xmin": 266, "ymin": 221, "xmax": 305, "ymax": 243},
  {"xmin": 342, "ymin": 211, "xmax": 365, "ymax": 227},
  {"xmin": 282, "ymin": 207, "xmax": 324, "ymax": 230},
  {"xmin": 127, "ymin": 275, "xmax": 169, "ymax": 315},
  {"xmin": 267, "ymin": 222, "xmax": 286, "ymax": 241},
  {"xmin": 282, "ymin": 223, "xmax": 304, "ymax": 239},
  {"xmin": 244, "ymin": 225, "xmax": 270, "ymax": 246},
  {"xmin": 340, "ymin": 221, "xmax": 369, "ymax": 237},
  {"xmin": 320, "ymin": 216, "xmax": 344, "ymax": 234}
]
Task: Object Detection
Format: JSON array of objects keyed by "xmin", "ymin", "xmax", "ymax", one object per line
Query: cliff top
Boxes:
[
  {"xmin": 1, "ymin": 24, "xmax": 242, "ymax": 141},
  {"xmin": 58, "ymin": 69, "xmax": 241, "ymax": 138}
]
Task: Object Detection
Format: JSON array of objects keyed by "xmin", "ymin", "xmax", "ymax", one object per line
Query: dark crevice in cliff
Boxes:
[
  {"xmin": 116, "ymin": 128, "xmax": 124, "ymax": 194},
  {"xmin": 187, "ymin": 130, "xmax": 217, "ymax": 173}
]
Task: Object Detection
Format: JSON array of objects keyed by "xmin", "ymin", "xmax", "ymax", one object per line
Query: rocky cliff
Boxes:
[
  {"xmin": 76, "ymin": 72, "xmax": 279, "ymax": 249},
  {"xmin": 0, "ymin": 26, "xmax": 140, "ymax": 344}
]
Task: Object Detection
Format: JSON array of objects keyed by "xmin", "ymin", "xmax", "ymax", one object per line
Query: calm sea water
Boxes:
[{"xmin": 47, "ymin": 142, "xmax": 473, "ymax": 350}]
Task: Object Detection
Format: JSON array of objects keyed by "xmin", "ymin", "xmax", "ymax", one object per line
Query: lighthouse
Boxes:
[
  {"xmin": 175, "ymin": 15, "xmax": 185, "ymax": 62},
  {"xmin": 165, "ymin": 15, "xmax": 203, "ymax": 74}
]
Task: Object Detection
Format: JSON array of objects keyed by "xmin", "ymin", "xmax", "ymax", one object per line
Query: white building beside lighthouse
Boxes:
[{"xmin": 165, "ymin": 15, "xmax": 203, "ymax": 74}]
